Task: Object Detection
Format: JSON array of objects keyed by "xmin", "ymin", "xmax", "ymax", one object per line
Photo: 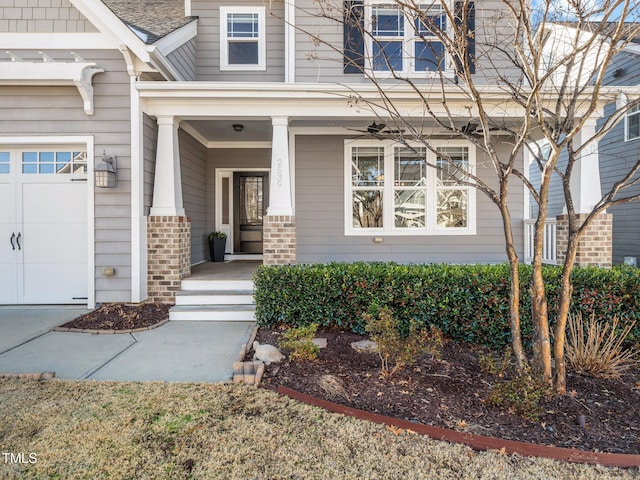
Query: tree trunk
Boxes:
[
  {"xmin": 500, "ymin": 203, "xmax": 527, "ymax": 368},
  {"xmin": 530, "ymin": 263, "xmax": 553, "ymax": 385},
  {"xmin": 553, "ymin": 235, "xmax": 578, "ymax": 394}
]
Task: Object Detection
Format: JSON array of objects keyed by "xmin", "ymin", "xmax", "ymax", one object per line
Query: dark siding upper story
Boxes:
[
  {"xmin": 295, "ymin": 135, "xmax": 524, "ymax": 263},
  {"xmin": 0, "ymin": 49, "xmax": 133, "ymax": 303}
]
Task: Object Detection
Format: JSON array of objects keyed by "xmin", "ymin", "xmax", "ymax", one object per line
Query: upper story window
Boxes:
[
  {"xmin": 345, "ymin": 140, "xmax": 476, "ymax": 235},
  {"xmin": 220, "ymin": 6, "xmax": 266, "ymax": 71},
  {"xmin": 626, "ymin": 104, "xmax": 640, "ymax": 141},
  {"xmin": 368, "ymin": 2, "xmax": 447, "ymax": 76}
]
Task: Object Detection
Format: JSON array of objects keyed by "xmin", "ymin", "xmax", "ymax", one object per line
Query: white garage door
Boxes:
[{"xmin": 0, "ymin": 149, "xmax": 88, "ymax": 304}]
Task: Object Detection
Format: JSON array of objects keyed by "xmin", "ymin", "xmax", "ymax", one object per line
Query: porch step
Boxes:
[
  {"xmin": 169, "ymin": 305, "xmax": 256, "ymax": 322},
  {"xmin": 180, "ymin": 279, "xmax": 254, "ymax": 291},
  {"xmin": 174, "ymin": 289, "xmax": 254, "ymax": 306}
]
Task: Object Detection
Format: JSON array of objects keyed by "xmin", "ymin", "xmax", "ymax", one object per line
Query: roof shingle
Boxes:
[{"xmin": 101, "ymin": 0, "xmax": 197, "ymax": 44}]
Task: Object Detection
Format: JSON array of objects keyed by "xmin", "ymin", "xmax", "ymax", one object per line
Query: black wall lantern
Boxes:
[{"xmin": 95, "ymin": 152, "xmax": 117, "ymax": 188}]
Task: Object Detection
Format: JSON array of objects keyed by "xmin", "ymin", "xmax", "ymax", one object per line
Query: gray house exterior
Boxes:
[
  {"xmin": 0, "ymin": 0, "xmax": 623, "ymax": 307},
  {"xmin": 528, "ymin": 26, "xmax": 640, "ymax": 266}
]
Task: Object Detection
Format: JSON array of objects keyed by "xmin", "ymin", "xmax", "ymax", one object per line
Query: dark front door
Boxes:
[{"xmin": 233, "ymin": 172, "xmax": 269, "ymax": 253}]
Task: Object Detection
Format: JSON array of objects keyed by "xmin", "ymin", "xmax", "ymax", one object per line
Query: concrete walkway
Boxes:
[{"xmin": 0, "ymin": 306, "xmax": 254, "ymax": 382}]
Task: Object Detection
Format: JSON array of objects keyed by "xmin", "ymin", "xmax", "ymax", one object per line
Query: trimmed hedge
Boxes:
[{"xmin": 253, "ymin": 262, "xmax": 640, "ymax": 350}]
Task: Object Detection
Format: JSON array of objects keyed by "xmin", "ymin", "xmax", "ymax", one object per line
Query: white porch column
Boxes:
[
  {"xmin": 570, "ymin": 118, "xmax": 602, "ymax": 214},
  {"xmin": 150, "ymin": 116, "xmax": 185, "ymax": 216},
  {"xmin": 267, "ymin": 116, "xmax": 294, "ymax": 215}
]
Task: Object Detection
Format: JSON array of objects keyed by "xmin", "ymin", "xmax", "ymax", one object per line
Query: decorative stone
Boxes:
[
  {"xmin": 311, "ymin": 338, "xmax": 327, "ymax": 349},
  {"xmin": 252, "ymin": 341, "xmax": 285, "ymax": 365},
  {"xmin": 351, "ymin": 340, "xmax": 378, "ymax": 353}
]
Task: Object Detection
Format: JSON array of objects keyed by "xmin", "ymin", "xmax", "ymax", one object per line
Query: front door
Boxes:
[{"xmin": 233, "ymin": 172, "xmax": 269, "ymax": 254}]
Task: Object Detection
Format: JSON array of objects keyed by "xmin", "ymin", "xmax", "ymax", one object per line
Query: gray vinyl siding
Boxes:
[
  {"xmin": 598, "ymin": 49, "xmax": 640, "ymax": 263},
  {"xmin": 294, "ymin": 0, "xmax": 520, "ymax": 85},
  {"xmin": 0, "ymin": 0, "xmax": 97, "ymax": 32},
  {"xmin": 205, "ymin": 148, "xmax": 271, "ymax": 230},
  {"xmin": 529, "ymin": 150, "xmax": 567, "ymax": 220},
  {"xmin": 295, "ymin": 135, "xmax": 524, "ymax": 263},
  {"xmin": 143, "ymin": 113, "xmax": 157, "ymax": 215},
  {"xmin": 0, "ymin": 49, "xmax": 132, "ymax": 303},
  {"xmin": 179, "ymin": 129, "xmax": 208, "ymax": 264},
  {"xmin": 166, "ymin": 38, "xmax": 197, "ymax": 81},
  {"xmin": 191, "ymin": 0, "xmax": 285, "ymax": 82},
  {"xmin": 530, "ymin": 49, "xmax": 640, "ymax": 263}
]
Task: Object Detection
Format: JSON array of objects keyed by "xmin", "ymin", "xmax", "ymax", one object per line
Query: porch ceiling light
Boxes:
[
  {"xmin": 233, "ymin": 124, "xmax": 244, "ymax": 132},
  {"xmin": 95, "ymin": 152, "xmax": 117, "ymax": 188}
]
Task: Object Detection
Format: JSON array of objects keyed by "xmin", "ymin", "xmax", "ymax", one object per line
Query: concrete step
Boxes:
[
  {"xmin": 174, "ymin": 290, "xmax": 254, "ymax": 306},
  {"xmin": 169, "ymin": 304, "xmax": 256, "ymax": 322},
  {"xmin": 181, "ymin": 279, "xmax": 254, "ymax": 292}
]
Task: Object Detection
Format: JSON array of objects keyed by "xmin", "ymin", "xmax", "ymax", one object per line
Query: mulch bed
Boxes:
[
  {"xmin": 58, "ymin": 303, "xmax": 171, "ymax": 332},
  {"xmin": 251, "ymin": 327, "xmax": 640, "ymax": 455}
]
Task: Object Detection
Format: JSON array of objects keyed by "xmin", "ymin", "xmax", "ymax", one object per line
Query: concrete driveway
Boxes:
[{"xmin": 0, "ymin": 306, "xmax": 254, "ymax": 382}]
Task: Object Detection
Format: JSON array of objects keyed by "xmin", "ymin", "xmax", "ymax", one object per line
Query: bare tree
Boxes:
[{"xmin": 274, "ymin": 0, "xmax": 640, "ymax": 393}]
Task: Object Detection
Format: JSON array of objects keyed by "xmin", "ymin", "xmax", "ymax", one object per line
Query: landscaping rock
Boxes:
[
  {"xmin": 311, "ymin": 338, "xmax": 328, "ymax": 349},
  {"xmin": 350, "ymin": 340, "xmax": 378, "ymax": 353},
  {"xmin": 252, "ymin": 341, "xmax": 285, "ymax": 365}
]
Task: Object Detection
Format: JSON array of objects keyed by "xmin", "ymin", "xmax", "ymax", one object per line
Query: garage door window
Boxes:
[
  {"xmin": 22, "ymin": 151, "xmax": 87, "ymax": 175},
  {"xmin": 0, "ymin": 152, "xmax": 9, "ymax": 174}
]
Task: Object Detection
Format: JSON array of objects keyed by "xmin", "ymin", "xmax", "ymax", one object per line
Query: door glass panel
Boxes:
[
  {"xmin": 239, "ymin": 176, "xmax": 264, "ymax": 226},
  {"xmin": 222, "ymin": 177, "xmax": 230, "ymax": 225},
  {"xmin": 0, "ymin": 152, "xmax": 9, "ymax": 174},
  {"xmin": 21, "ymin": 151, "xmax": 87, "ymax": 175}
]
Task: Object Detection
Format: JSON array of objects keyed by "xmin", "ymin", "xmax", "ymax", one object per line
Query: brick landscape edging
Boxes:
[
  {"xmin": 276, "ymin": 386, "xmax": 640, "ymax": 468},
  {"xmin": 0, "ymin": 372, "xmax": 55, "ymax": 380},
  {"xmin": 51, "ymin": 318, "xmax": 170, "ymax": 335}
]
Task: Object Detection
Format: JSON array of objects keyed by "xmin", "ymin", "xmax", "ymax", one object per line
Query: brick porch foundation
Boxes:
[
  {"xmin": 147, "ymin": 215, "xmax": 191, "ymax": 303},
  {"xmin": 556, "ymin": 213, "xmax": 612, "ymax": 268},
  {"xmin": 263, "ymin": 215, "xmax": 296, "ymax": 265}
]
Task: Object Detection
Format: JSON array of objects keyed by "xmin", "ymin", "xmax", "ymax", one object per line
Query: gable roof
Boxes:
[{"xmin": 101, "ymin": 0, "xmax": 197, "ymax": 44}]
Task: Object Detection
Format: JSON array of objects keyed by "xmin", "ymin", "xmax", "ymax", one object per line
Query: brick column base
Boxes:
[
  {"xmin": 263, "ymin": 215, "xmax": 296, "ymax": 265},
  {"xmin": 556, "ymin": 213, "xmax": 612, "ymax": 268},
  {"xmin": 147, "ymin": 216, "xmax": 191, "ymax": 303}
]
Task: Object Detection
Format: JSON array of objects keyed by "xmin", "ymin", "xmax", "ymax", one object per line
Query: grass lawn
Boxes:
[{"xmin": 0, "ymin": 379, "xmax": 637, "ymax": 479}]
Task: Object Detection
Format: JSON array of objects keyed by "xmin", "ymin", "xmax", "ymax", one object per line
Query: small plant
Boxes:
[
  {"xmin": 566, "ymin": 312, "xmax": 638, "ymax": 379},
  {"xmin": 364, "ymin": 307, "xmax": 442, "ymax": 379},
  {"xmin": 478, "ymin": 346, "xmax": 512, "ymax": 377},
  {"xmin": 278, "ymin": 324, "xmax": 320, "ymax": 362},
  {"xmin": 487, "ymin": 368, "xmax": 549, "ymax": 421},
  {"xmin": 208, "ymin": 231, "xmax": 227, "ymax": 241}
]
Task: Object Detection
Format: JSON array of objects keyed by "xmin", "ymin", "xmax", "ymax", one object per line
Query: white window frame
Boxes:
[
  {"xmin": 625, "ymin": 104, "xmax": 640, "ymax": 141},
  {"xmin": 344, "ymin": 139, "xmax": 476, "ymax": 236},
  {"xmin": 220, "ymin": 6, "xmax": 266, "ymax": 71},
  {"xmin": 364, "ymin": 0, "xmax": 451, "ymax": 78}
]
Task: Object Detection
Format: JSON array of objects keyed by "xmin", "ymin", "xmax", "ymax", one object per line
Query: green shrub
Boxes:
[
  {"xmin": 278, "ymin": 324, "xmax": 320, "ymax": 362},
  {"xmin": 487, "ymin": 369, "xmax": 549, "ymax": 421},
  {"xmin": 253, "ymin": 262, "xmax": 640, "ymax": 350},
  {"xmin": 363, "ymin": 307, "xmax": 442, "ymax": 378}
]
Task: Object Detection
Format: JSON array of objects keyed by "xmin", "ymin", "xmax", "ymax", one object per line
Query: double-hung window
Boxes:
[
  {"xmin": 626, "ymin": 104, "xmax": 640, "ymax": 141},
  {"xmin": 346, "ymin": 140, "xmax": 475, "ymax": 235},
  {"xmin": 368, "ymin": 2, "xmax": 447, "ymax": 75},
  {"xmin": 220, "ymin": 6, "xmax": 266, "ymax": 71}
]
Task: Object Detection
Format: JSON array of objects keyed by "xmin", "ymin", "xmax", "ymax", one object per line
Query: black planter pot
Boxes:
[{"xmin": 209, "ymin": 237, "xmax": 226, "ymax": 262}]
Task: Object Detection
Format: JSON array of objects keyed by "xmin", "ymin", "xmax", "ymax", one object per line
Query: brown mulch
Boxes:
[
  {"xmin": 251, "ymin": 327, "xmax": 640, "ymax": 455},
  {"xmin": 58, "ymin": 303, "xmax": 171, "ymax": 331}
]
